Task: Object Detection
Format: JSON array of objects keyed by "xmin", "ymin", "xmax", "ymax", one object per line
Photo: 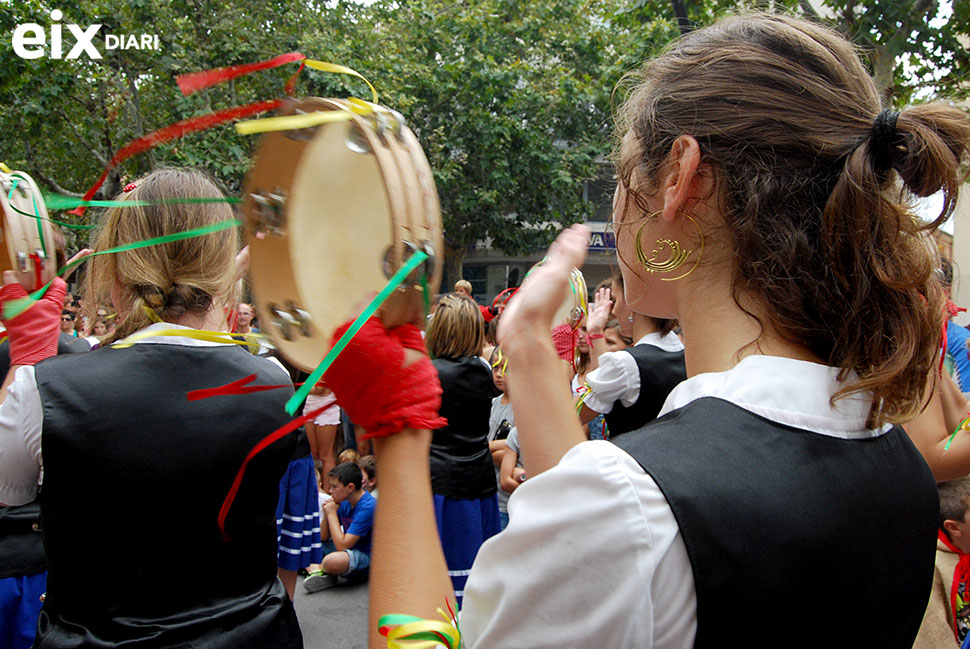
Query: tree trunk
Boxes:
[
  {"xmin": 443, "ymin": 243, "xmax": 466, "ymax": 294},
  {"xmin": 870, "ymin": 43, "xmax": 895, "ymax": 106},
  {"xmin": 669, "ymin": 0, "xmax": 691, "ymax": 35}
]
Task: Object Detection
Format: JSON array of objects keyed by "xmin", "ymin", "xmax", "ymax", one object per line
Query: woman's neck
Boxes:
[
  {"xmin": 632, "ymin": 313, "xmax": 659, "ymax": 342},
  {"xmin": 676, "ymin": 284, "xmax": 823, "ymax": 377},
  {"xmin": 170, "ymin": 306, "xmax": 229, "ymax": 332}
]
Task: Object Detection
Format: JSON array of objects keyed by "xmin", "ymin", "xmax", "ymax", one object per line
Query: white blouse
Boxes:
[{"xmin": 583, "ymin": 331, "xmax": 684, "ymax": 414}]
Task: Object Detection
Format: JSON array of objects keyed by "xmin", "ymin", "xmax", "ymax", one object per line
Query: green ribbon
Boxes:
[
  {"xmin": 3, "ymin": 218, "xmax": 242, "ymax": 319},
  {"xmin": 285, "ymin": 250, "xmax": 429, "ymax": 415},
  {"xmin": 42, "ymin": 193, "xmax": 243, "ymax": 211},
  {"xmin": 5, "ymin": 194, "xmax": 243, "ymax": 231},
  {"xmin": 944, "ymin": 415, "xmax": 970, "ymax": 452},
  {"xmin": 7, "ymin": 176, "xmax": 48, "ymax": 257}
]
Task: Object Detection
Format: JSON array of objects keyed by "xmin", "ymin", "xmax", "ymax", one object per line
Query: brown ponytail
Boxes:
[{"xmin": 616, "ymin": 13, "xmax": 970, "ymax": 426}]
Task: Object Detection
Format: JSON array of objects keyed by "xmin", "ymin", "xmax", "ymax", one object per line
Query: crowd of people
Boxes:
[{"xmin": 1, "ymin": 10, "xmax": 970, "ymax": 649}]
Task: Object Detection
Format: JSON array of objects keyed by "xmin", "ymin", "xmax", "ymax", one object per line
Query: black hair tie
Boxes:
[{"xmin": 871, "ymin": 109, "xmax": 900, "ymax": 171}]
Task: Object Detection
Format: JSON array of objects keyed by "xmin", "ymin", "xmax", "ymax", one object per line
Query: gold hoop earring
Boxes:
[{"xmin": 635, "ymin": 213, "xmax": 705, "ymax": 282}]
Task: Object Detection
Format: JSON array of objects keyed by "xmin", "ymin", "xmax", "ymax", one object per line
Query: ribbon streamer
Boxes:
[
  {"xmin": 218, "ymin": 404, "xmax": 327, "ymax": 543},
  {"xmin": 178, "ymin": 53, "xmax": 378, "ymax": 105},
  {"xmin": 3, "ymin": 219, "xmax": 241, "ymax": 320},
  {"xmin": 187, "ymin": 373, "xmax": 291, "ymax": 401},
  {"xmin": 377, "ymin": 607, "xmax": 461, "ymax": 649},
  {"xmin": 111, "ymin": 326, "xmax": 257, "ymax": 350},
  {"xmin": 284, "ymin": 250, "xmax": 429, "ymax": 415},
  {"xmin": 944, "ymin": 414, "xmax": 970, "ymax": 453},
  {"xmin": 176, "ymin": 52, "xmax": 306, "ymax": 95},
  {"xmin": 45, "ymin": 193, "xmax": 241, "ymax": 211},
  {"xmin": 235, "ymin": 109, "xmax": 354, "ymax": 136},
  {"xmin": 69, "ymin": 100, "xmax": 282, "ymax": 217}
]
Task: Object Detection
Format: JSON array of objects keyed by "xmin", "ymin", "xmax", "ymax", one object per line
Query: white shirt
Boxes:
[
  {"xmin": 460, "ymin": 355, "xmax": 887, "ymax": 649},
  {"xmin": 0, "ymin": 323, "xmax": 257, "ymax": 506},
  {"xmin": 583, "ymin": 331, "xmax": 684, "ymax": 414}
]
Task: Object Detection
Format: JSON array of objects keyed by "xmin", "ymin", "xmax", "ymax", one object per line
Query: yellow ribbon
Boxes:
[
  {"xmin": 143, "ymin": 306, "xmax": 163, "ymax": 323},
  {"xmin": 235, "ymin": 60, "xmax": 381, "ymax": 135},
  {"xmin": 384, "ymin": 619, "xmax": 460, "ymax": 649},
  {"xmin": 575, "ymin": 382, "xmax": 592, "ymax": 413},
  {"xmin": 111, "ymin": 327, "xmax": 260, "ymax": 350},
  {"xmin": 0, "ymin": 162, "xmax": 12, "ymax": 173},
  {"xmin": 303, "ymin": 59, "xmax": 379, "ymax": 103},
  {"xmin": 235, "ymin": 109, "xmax": 354, "ymax": 135}
]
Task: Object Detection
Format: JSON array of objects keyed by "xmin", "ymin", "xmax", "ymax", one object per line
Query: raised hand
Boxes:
[
  {"xmin": 587, "ymin": 286, "xmax": 612, "ymax": 335},
  {"xmin": 498, "ymin": 224, "xmax": 590, "ymax": 355}
]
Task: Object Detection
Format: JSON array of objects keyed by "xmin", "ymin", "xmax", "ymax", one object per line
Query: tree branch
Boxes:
[
  {"xmin": 798, "ymin": 0, "xmax": 821, "ymax": 20},
  {"xmin": 55, "ymin": 108, "xmax": 108, "ymax": 167},
  {"xmin": 23, "ymin": 142, "xmax": 83, "ymax": 198}
]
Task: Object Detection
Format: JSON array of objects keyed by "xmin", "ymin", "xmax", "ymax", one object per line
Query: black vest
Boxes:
[
  {"xmin": 604, "ymin": 343, "xmax": 687, "ymax": 437},
  {"xmin": 430, "ymin": 357, "xmax": 497, "ymax": 499},
  {"xmin": 0, "ymin": 501, "xmax": 45, "ymax": 578},
  {"xmin": 33, "ymin": 343, "xmax": 303, "ymax": 648},
  {"xmin": 614, "ymin": 397, "xmax": 938, "ymax": 648}
]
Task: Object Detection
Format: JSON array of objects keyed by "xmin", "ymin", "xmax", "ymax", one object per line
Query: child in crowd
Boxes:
[
  {"xmin": 303, "ymin": 462, "xmax": 375, "ymax": 593},
  {"xmin": 358, "ymin": 455, "xmax": 378, "ymax": 497},
  {"xmin": 915, "ymin": 477, "xmax": 970, "ymax": 647},
  {"xmin": 303, "ymin": 380, "xmax": 340, "ymax": 480},
  {"xmin": 498, "ymin": 426, "xmax": 526, "ymax": 500},
  {"xmin": 487, "ymin": 348, "xmax": 514, "ymax": 529},
  {"xmin": 454, "ymin": 280, "xmax": 472, "ymax": 298},
  {"xmin": 338, "ymin": 448, "xmax": 360, "ymax": 465}
]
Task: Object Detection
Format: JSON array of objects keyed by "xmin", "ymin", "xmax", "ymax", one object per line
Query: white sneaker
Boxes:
[{"xmin": 303, "ymin": 571, "xmax": 338, "ymax": 593}]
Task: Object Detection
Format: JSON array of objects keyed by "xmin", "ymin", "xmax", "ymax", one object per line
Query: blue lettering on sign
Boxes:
[{"xmin": 588, "ymin": 231, "xmax": 616, "ymax": 252}]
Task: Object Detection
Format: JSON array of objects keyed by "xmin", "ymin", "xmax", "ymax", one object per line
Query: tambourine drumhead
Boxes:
[
  {"xmin": 0, "ymin": 171, "xmax": 56, "ymax": 291},
  {"xmin": 244, "ymin": 98, "xmax": 443, "ymax": 372}
]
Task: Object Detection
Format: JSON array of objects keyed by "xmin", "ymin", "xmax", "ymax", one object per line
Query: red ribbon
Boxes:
[
  {"xmin": 176, "ymin": 52, "xmax": 306, "ymax": 95},
  {"xmin": 68, "ymin": 99, "xmax": 282, "ymax": 217},
  {"xmin": 218, "ymin": 405, "xmax": 326, "ymax": 543},
  {"xmin": 27, "ymin": 253, "xmax": 42, "ymax": 292},
  {"xmin": 187, "ymin": 374, "xmax": 293, "ymax": 401}
]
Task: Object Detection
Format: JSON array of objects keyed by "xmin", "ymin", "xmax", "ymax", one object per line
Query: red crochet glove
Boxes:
[
  {"xmin": 324, "ymin": 317, "xmax": 447, "ymax": 439},
  {"xmin": 0, "ymin": 278, "xmax": 67, "ymax": 366},
  {"xmin": 551, "ymin": 323, "xmax": 577, "ymax": 363}
]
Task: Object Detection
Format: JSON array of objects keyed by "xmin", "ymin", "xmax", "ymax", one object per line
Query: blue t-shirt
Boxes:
[
  {"xmin": 948, "ymin": 321, "xmax": 970, "ymax": 393},
  {"xmin": 337, "ymin": 490, "xmax": 376, "ymax": 555}
]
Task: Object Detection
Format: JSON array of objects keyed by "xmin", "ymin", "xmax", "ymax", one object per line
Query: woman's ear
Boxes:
[{"xmin": 660, "ymin": 135, "xmax": 703, "ymax": 222}]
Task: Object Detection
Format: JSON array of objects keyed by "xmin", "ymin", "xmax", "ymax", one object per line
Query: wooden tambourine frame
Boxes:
[
  {"xmin": 0, "ymin": 170, "xmax": 56, "ymax": 291},
  {"xmin": 243, "ymin": 98, "xmax": 444, "ymax": 372}
]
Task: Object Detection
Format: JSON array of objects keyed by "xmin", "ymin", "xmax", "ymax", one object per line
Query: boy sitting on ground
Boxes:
[
  {"xmin": 915, "ymin": 476, "xmax": 970, "ymax": 647},
  {"xmin": 303, "ymin": 462, "xmax": 375, "ymax": 592}
]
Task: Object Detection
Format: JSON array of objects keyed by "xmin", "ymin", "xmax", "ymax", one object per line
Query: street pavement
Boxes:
[{"xmin": 294, "ymin": 579, "xmax": 370, "ymax": 649}]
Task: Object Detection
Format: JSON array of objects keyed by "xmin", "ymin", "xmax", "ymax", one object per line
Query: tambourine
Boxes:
[
  {"xmin": 243, "ymin": 98, "xmax": 443, "ymax": 372},
  {"xmin": 0, "ymin": 170, "xmax": 56, "ymax": 291}
]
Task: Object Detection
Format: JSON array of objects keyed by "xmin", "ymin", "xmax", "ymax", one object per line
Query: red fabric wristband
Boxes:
[
  {"xmin": 324, "ymin": 318, "xmax": 447, "ymax": 439},
  {"xmin": 551, "ymin": 323, "xmax": 577, "ymax": 362},
  {"xmin": 0, "ymin": 278, "xmax": 67, "ymax": 366}
]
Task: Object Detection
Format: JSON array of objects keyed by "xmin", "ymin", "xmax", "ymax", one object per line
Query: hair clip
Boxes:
[{"xmin": 123, "ymin": 183, "xmax": 137, "ymax": 193}]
